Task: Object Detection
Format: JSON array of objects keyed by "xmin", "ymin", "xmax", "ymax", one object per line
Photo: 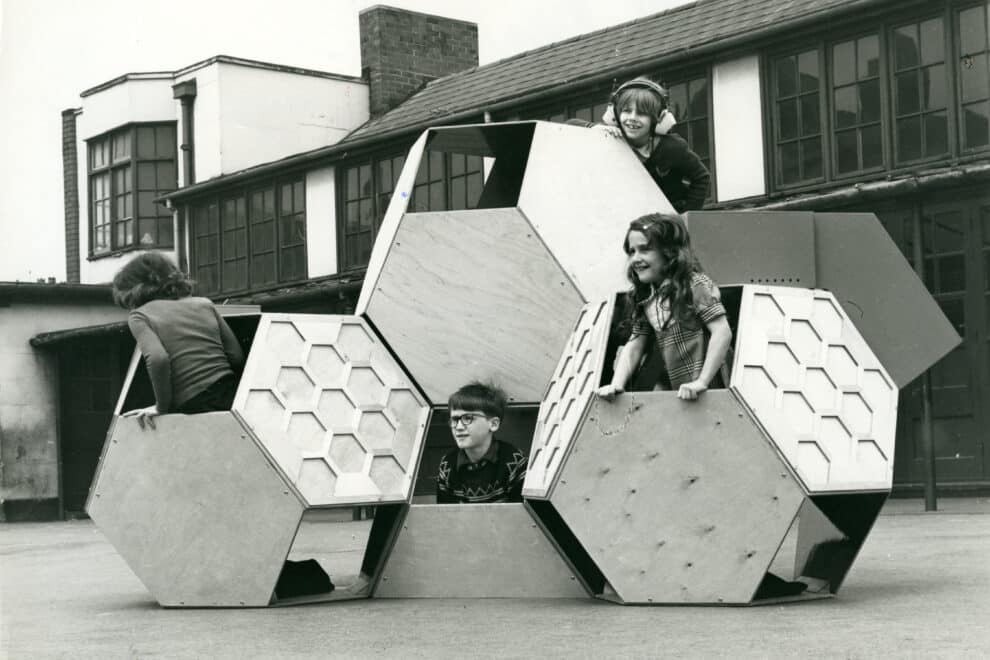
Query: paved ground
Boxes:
[{"xmin": 2, "ymin": 498, "xmax": 989, "ymax": 659}]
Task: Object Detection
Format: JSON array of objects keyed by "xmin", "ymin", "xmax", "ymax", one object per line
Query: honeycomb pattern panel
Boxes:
[
  {"xmin": 523, "ymin": 298, "xmax": 613, "ymax": 499},
  {"xmin": 730, "ymin": 286, "xmax": 898, "ymax": 493},
  {"xmin": 233, "ymin": 314, "xmax": 430, "ymax": 506}
]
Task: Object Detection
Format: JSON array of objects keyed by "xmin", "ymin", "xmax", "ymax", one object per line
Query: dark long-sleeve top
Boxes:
[
  {"xmin": 567, "ymin": 119, "xmax": 711, "ymax": 212},
  {"xmin": 127, "ymin": 297, "xmax": 244, "ymax": 413}
]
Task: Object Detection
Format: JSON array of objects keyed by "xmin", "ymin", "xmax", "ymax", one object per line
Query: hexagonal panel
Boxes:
[
  {"xmin": 234, "ymin": 314, "xmax": 430, "ymax": 506},
  {"xmin": 524, "ymin": 299, "xmax": 612, "ymax": 499},
  {"xmin": 732, "ymin": 286, "xmax": 898, "ymax": 492},
  {"xmin": 87, "ymin": 413, "xmax": 304, "ymax": 607},
  {"xmin": 541, "ymin": 391, "xmax": 805, "ymax": 604}
]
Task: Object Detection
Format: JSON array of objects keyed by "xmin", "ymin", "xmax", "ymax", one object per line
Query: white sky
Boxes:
[{"xmin": 0, "ymin": 0, "xmax": 692, "ymax": 281}]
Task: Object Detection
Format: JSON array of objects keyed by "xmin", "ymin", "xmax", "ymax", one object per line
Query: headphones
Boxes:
[{"xmin": 602, "ymin": 78, "xmax": 676, "ymax": 136}]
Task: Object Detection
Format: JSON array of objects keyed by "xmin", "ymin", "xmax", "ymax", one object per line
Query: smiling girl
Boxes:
[{"xmin": 597, "ymin": 214, "xmax": 732, "ymax": 401}]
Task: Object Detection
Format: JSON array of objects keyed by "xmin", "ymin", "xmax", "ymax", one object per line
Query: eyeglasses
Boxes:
[{"xmin": 449, "ymin": 413, "xmax": 489, "ymax": 428}]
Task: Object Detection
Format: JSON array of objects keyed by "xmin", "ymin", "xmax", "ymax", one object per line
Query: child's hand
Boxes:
[
  {"xmin": 594, "ymin": 124, "xmax": 624, "ymax": 139},
  {"xmin": 596, "ymin": 384, "xmax": 625, "ymax": 401},
  {"xmin": 121, "ymin": 405, "xmax": 160, "ymax": 430},
  {"xmin": 677, "ymin": 381, "xmax": 708, "ymax": 401}
]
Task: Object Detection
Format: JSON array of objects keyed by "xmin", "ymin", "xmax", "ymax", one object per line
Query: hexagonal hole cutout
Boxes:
[
  {"xmin": 358, "ymin": 411, "xmax": 397, "ymax": 450},
  {"xmin": 840, "ymin": 392, "xmax": 873, "ymax": 435},
  {"xmin": 788, "ymin": 320, "xmax": 823, "ymax": 364},
  {"xmin": 797, "ymin": 441, "xmax": 831, "ymax": 484},
  {"xmin": 307, "ymin": 345, "xmax": 347, "ymax": 386},
  {"xmin": 337, "ymin": 323, "xmax": 374, "ymax": 362},
  {"xmin": 328, "ymin": 434, "xmax": 367, "ymax": 473},
  {"xmin": 803, "ymin": 368, "xmax": 837, "ymax": 412},
  {"xmin": 347, "ymin": 367, "xmax": 388, "ymax": 407},
  {"xmin": 369, "ymin": 456, "xmax": 405, "ymax": 493},
  {"xmin": 267, "ymin": 321, "xmax": 306, "ymax": 361},
  {"xmin": 317, "ymin": 389, "xmax": 358, "ymax": 429},
  {"xmin": 765, "ymin": 342, "xmax": 800, "ymax": 386},
  {"xmin": 826, "ymin": 345, "xmax": 859, "ymax": 388},
  {"xmin": 276, "ymin": 367, "xmax": 316, "ymax": 409},
  {"xmin": 781, "ymin": 391, "xmax": 814, "ymax": 436},
  {"xmin": 286, "ymin": 412, "xmax": 328, "ymax": 454},
  {"xmin": 811, "ymin": 297, "xmax": 843, "ymax": 341}
]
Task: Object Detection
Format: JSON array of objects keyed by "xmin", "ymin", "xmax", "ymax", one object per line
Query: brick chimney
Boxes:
[{"xmin": 359, "ymin": 5, "xmax": 479, "ymax": 117}]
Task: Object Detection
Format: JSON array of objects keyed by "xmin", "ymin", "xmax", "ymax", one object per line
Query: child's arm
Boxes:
[
  {"xmin": 213, "ymin": 307, "xmax": 245, "ymax": 370},
  {"xmin": 435, "ymin": 455, "xmax": 455, "ymax": 504},
  {"xmin": 677, "ymin": 315, "xmax": 732, "ymax": 400},
  {"xmin": 506, "ymin": 450, "xmax": 527, "ymax": 502},
  {"xmin": 596, "ymin": 333, "xmax": 649, "ymax": 401},
  {"xmin": 668, "ymin": 139, "xmax": 711, "ymax": 212},
  {"xmin": 127, "ymin": 313, "xmax": 172, "ymax": 414}
]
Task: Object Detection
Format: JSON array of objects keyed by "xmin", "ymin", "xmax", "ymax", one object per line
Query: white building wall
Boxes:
[
  {"xmin": 76, "ymin": 77, "xmax": 180, "ymax": 284},
  {"xmin": 305, "ymin": 167, "xmax": 337, "ymax": 278},
  {"xmin": 175, "ymin": 64, "xmax": 223, "ymax": 184},
  {"xmin": 712, "ymin": 55, "xmax": 766, "ymax": 201},
  {"xmin": 215, "ymin": 63, "xmax": 369, "ymax": 176}
]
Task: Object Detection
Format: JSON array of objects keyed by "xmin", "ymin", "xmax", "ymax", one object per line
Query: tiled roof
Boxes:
[{"xmin": 345, "ymin": 0, "xmax": 883, "ymax": 142}]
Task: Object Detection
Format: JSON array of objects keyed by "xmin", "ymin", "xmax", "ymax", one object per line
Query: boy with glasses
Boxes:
[{"xmin": 436, "ymin": 382, "xmax": 528, "ymax": 504}]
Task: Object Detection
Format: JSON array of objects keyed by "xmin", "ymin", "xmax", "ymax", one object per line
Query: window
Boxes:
[
  {"xmin": 771, "ymin": 50, "xmax": 824, "ymax": 185},
  {"xmin": 190, "ymin": 178, "xmax": 306, "ymax": 296},
  {"xmin": 667, "ymin": 75, "xmax": 715, "ymax": 187},
  {"xmin": 958, "ymin": 3, "xmax": 990, "ymax": 151},
  {"xmin": 892, "ymin": 17, "xmax": 949, "ymax": 163},
  {"xmin": 831, "ymin": 34, "xmax": 883, "ymax": 175},
  {"xmin": 87, "ymin": 124, "xmax": 176, "ymax": 256}
]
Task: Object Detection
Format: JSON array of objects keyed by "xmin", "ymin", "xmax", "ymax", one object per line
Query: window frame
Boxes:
[{"xmin": 86, "ymin": 122, "xmax": 177, "ymax": 259}]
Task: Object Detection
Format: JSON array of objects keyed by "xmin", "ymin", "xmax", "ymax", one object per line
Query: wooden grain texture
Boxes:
[
  {"xmin": 87, "ymin": 413, "xmax": 304, "ymax": 607},
  {"xmin": 730, "ymin": 286, "xmax": 898, "ymax": 492},
  {"xmin": 375, "ymin": 504, "xmax": 587, "ymax": 598},
  {"xmin": 686, "ymin": 211, "xmax": 816, "ymax": 287},
  {"xmin": 517, "ymin": 122, "xmax": 674, "ymax": 302},
  {"xmin": 813, "ymin": 212, "xmax": 961, "ymax": 388},
  {"xmin": 549, "ymin": 390, "xmax": 804, "ymax": 604},
  {"xmin": 364, "ymin": 208, "xmax": 585, "ymax": 404},
  {"xmin": 523, "ymin": 298, "xmax": 613, "ymax": 499},
  {"xmin": 356, "ymin": 131, "xmax": 429, "ymax": 314},
  {"xmin": 233, "ymin": 314, "xmax": 430, "ymax": 506}
]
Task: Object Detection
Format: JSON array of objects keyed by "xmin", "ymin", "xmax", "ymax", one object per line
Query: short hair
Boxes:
[
  {"xmin": 112, "ymin": 251, "xmax": 194, "ymax": 310},
  {"xmin": 448, "ymin": 381, "xmax": 507, "ymax": 419}
]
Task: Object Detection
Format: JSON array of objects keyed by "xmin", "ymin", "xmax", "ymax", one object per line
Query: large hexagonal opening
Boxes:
[{"xmin": 115, "ymin": 312, "xmax": 261, "ymax": 415}]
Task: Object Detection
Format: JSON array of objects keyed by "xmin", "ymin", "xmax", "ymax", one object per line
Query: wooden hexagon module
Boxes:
[
  {"xmin": 232, "ymin": 314, "xmax": 430, "ymax": 507},
  {"xmin": 730, "ymin": 286, "xmax": 898, "ymax": 493}
]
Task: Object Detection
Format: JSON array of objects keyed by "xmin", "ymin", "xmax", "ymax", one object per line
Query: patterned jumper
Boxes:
[{"xmin": 436, "ymin": 438, "xmax": 528, "ymax": 504}]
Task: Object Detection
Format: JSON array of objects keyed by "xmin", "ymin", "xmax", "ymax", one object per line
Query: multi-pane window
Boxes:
[
  {"xmin": 191, "ymin": 179, "xmax": 305, "ymax": 295},
  {"xmin": 409, "ymin": 152, "xmax": 484, "ymax": 212},
  {"xmin": 892, "ymin": 17, "xmax": 949, "ymax": 163},
  {"xmin": 87, "ymin": 124, "xmax": 176, "ymax": 256},
  {"xmin": 668, "ymin": 76, "xmax": 713, "ymax": 176},
  {"xmin": 958, "ymin": 3, "xmax": 990, "ymax": 151},
  {"xmin": 339, "ymin": 153, "xmax": 405, "ymax": 270},
  {"xmin": 832, "ymin": 34, "xmax": 883, "ymax": 175},
  {"xmin": 772, "ymin": 50, "xmax": 824, "ymax": 185}
]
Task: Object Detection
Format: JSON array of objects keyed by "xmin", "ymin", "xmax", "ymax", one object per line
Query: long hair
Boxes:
[
  {"xmin": 622, "ymin": 213, "xmax": 703, "ymax": 329},
  {"xmin": 112, "ymin": 251, "xmax": 193, "ymax": 310}
]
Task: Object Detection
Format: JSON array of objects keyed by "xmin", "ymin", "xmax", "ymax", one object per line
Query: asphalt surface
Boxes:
[{"xmin": 2, "ymin": 498, "xmax": 989, "ymax": 659}]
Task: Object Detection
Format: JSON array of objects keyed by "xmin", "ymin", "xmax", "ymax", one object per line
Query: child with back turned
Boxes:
[
  {"xmin": 436, "ymin": 382, "xmax": 528, "ymax": 504},
  {"xmin": 597, "ymin": 214, "xmax": 732, "ymax": 401},
  {"xmin": 112, "ymin": 252, "xmax": 244, "ymax": 426}
]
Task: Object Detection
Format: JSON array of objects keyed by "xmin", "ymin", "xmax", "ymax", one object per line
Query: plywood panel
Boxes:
[
  {"xmin": 364, "ymin": 208, "xmax": 585, "ymax": 404},
  {"xmin": 814, "ymin": 212, "xmax": 960, "ymax": 388},
  {"xmin": 233, "ymin": 314, "xmax": 430, "ymax": 506},
  {"xmin": 375, "ymin": 504, "xmax": 587, "ymax": 598},
  {"xmin": 356, "ymin": 131, "xmax": 429, "ymax": 314},
  {"xmin": 550, "ymin": 391, "xmax": 804, "ymax": 604},
  {"xmin": 524, "ymin": 298, "xmax": 613, "ymax": 499},
  {"xmin": 686, "ymin": 211, "xmax": 816, "ymax": 287},
  {"xmin": 518, "ymin": 121, "xmax": 675, "ymax": 302},
  {"xmin": 87, "ymin": 413, "xmax": 303, "ymax": 607},
  {"xmin": 730, "ymin": 286, "xmax": 898, "ymax": 492}
]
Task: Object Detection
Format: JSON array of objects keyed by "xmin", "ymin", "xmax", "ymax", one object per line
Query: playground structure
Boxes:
[{"xmin": 87, "ymin": 121, "xmax": 959, "ymax": 606}]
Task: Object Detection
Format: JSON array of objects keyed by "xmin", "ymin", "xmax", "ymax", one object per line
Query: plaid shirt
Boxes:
[{"xmin": 631, "ymin": 272, "xmax": 726, "ymax": 390}]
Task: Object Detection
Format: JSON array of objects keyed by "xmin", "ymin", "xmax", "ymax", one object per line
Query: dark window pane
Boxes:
[
  {"xmin": 833, "ymin": 41, "xmax": 855, "ymax": 86},
  {"xmin": 112, "ymin": 131, "xmax": 131, "ymax": 163},
  {"xmin": 378, "ymin": 161, "xmax": 393, "ymax": 193},
  {"xmin": 862, "ymin": 124, "xmax": 883, "ymax": 168},
  {"xmin": 690, "ymin": 79, "xmax": 708, "ymax": 117},
  {"xmin": 780, "ymin": 142, "xmax": 799, "ymax": 183},
  {"xmin": 922, "ymin": 64, "xmax": 946, "ymax": 110},
  {"xmin": 429, "ymin": 182, "xmax": 444, "ymax": 210},
  {"xmin": 860, "ymin": 80, "xmax": 881, "ymax": 122},
  {"xmin": 138, "ymin": 192, "xmax": 157, "ymax": 218},
  {"xmin": 778, "ymin": 99, "xmax": 798, "ymax": 140},
  {"xmin": 935, "ymin": 213, "xmax": 965, "ymax": 252},
  {"xmin": 293, "ymin": 181, "xmax": 303, "ymax": 210},
  {"xmin": 960, "ymin": 54, "xmax": 989, "ymax": 103},
  {"xmin": 138, "ymin": 218, "xmax": 158, "ymax": 245},
  {"xmin": 800, "ymin": 94, "xmax": 819, "ymax": 135},
  {"xmin": 836, "ymin": 130, "xmax": 859, "ymax": 173},
  {"xmin": 573, "ymin": 107, "xmax": 592, "ymax": 123},
  {"xmin": 345, "ymin": 202, "xmax": 359, "ymax": 231},
  {"xmin": 920, "ymin": 18, "xmax": 944, "ymax": 66},
  {"xmin": 692, "ymin": 121, "xmax": 710, "ymax": 159},
  {"xmin": 964, "ymin": 102, "xmax": 990, "ymax": 149},
  {"xmin": 859, "ymin": 35, "xmax": 879, "ymax": 77},
  {"xmin": 450, "ymin": 153, "xmax": 465, "ymax": 176},
  {"xmin": 801, "ymin": 137, "xmax": 822, "ymax": 179},
  {"xmin": 894, "ymin": 25, "xmax": 919, "ymax": 70},
  {"xmin": 451, "ymin": 177, "xmax": 466, "ymax": 210},
  {"xmin": 280, "ymin": 185, "xmax": 292, "ymax": 215},
  {"xmin": 798, "ymin": 51, "xmax": 818, "ymax": 92},
  {"xmin": 359, "ymin": 200, "xmax": 373, "ymax": 230},
  {"xmin": 959, "ymin": 6, "xmax": 986, "ymax": 56},
  {"xmin": 138, "ymin": 162, "xmax": 156, "ymax": 189},
  {"xmin": 136, "ymin": 127, "xmax": 156, "ymax": 159},
  {"xmin": 467, "ymin": 173, "xmax": 483, "ymax": 207},
  {"xmin": 155, "ymin": 126, "xmax": 175, "ymax": 158},
  {"xmin": 896, "ymin": 71, "xmax": 920, "ymax": 115},
  {"xmin": 668, "ymin": 83, "xmax": 687, "ymax": 119},
  {"xmin": 347, "ymin": 168, "xmax": 358, "ymax": 198},
  {"xmin": 925, "ymin": 111, "xmax": 948, "ymax": 156},
  {"xmin": 897, "ymin": 116, "xmax": 922, "ymax": 161},
  {"xmin": 937, "ymin": 255, "xmax": 966, "ymax": 292},
  {"xmin": 776, "ymin": 56, "xmax": 797, "ymax": 97},
  {"xmin": 834, "ymin": 86, "xmax": 857, "ymax": 128}
]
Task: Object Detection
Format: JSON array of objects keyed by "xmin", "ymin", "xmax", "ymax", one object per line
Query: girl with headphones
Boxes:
[{"xmin": 570, "ymin": 77, "xmax": 711, "ymax": 213}]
